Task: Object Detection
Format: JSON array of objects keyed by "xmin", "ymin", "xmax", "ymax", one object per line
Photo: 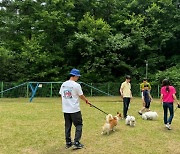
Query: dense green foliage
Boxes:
[{"xmin": 0, "ymin": 0, "xmax": 179, "ymax": 83}]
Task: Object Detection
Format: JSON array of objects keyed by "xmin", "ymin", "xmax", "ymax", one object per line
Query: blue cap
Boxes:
[{"xmin": 70, "ymin": 68, "xmax": 81, "ymax": 76}]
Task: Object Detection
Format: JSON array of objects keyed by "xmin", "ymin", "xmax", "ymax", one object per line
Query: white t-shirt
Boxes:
[{"xmin": 59, "ymin": 80, "xmax": 83, "ymax": 113}]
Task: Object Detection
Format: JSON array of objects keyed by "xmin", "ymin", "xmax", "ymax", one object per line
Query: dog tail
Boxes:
[{"xmin": 106, "ymin": 114, "xmax": 113, "ymax": 122}]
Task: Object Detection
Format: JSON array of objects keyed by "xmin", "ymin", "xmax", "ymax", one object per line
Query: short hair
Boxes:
[
  {"xmin": 143, "ymin": 78, "xmax": 147, "ymax": 81},
  {"xmin": 67, "ymin": 74, "xmax": 75, "ymax": 80},
  {"xmin": 126, "ymin": 75, "xmax": 131, "ymax": 79}
]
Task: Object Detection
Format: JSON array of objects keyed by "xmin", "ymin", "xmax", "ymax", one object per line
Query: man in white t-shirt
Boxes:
[{"xmin": 59, "ymin": 68, "xmax": 90, "ymax": 149}]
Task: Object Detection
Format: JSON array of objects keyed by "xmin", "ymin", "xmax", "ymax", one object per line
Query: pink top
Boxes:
[{"xmin": 161, "ymin": 86, "xmax": 176, "ymax": 103}]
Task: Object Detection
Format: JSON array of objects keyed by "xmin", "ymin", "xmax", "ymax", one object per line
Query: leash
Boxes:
[
  {"xmin": 88, "ymin": 102, "xmax": 109, "ymax": 115},
  {"xmin": 174, "ymin": 107, "xmax": 178, "ymax": 112}
]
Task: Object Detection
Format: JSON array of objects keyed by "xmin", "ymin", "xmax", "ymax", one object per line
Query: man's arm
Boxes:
[
  {"xmin": 148, "ymin": 92, "xmax": 153, "ymax": 101},
  {"xmin": 130, "ymin": 84, "xmax": 132, "ymax": 98},
  {"xmin": 140, "ymin": 83, "xmax": 143, "ymax": 91},
  {"xmin": 120, "ymin": 83, "xmax": 124, "ymax": 97},
  {"xmin": 130, "ymin": 89, "xmax": 132, "ymax": 98},
  {"xmin": 148, "ymin": 83, "xmax": 151, "ymax": 91},
  {"xmin": 120, "ymin": 88, "xmax": 123, "ymax": 96},
  {"xmin": 79, "ymin": 95, "xmax": 90, "ymax": 105}
]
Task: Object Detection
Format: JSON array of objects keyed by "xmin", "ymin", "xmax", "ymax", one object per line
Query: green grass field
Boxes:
[{"xmin": 0, "ymin": 97, "xmax": 180, "ymax": 154}]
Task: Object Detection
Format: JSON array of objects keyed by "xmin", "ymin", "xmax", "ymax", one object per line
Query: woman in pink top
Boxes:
[{"xmin": 160, "ymin": 79, "xmax": 179, "ymax": 130}]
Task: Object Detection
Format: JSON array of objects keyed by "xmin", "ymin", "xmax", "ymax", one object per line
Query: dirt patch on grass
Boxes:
[
  {"xmin": 168, "ymin": 141, "xmax": 180, "ymax": 154},
  {"xmin": 22, "ymin": 147, "xmax": 38, "ymax": 154}
]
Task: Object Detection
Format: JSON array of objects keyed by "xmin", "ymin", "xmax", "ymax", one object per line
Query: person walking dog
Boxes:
[
  {"xmin": 120, "ymin": 75, "xmax": 132, "ymax": 118},
  {"xmin": 59, "ymin": 68, "xmax": 90, "ymax": 149},
  {"xmin": 160, "ymin": 79, "xmax": 180, "ymax": 130}
]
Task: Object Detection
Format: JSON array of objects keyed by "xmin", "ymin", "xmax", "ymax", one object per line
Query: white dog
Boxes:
[
  {"xmin": 125, "ymin": 115, "xmax": 136, "ymax": 127},
  {"xmin": 142, "ymin": 111, "xmax": 158, "ymax": 120}
]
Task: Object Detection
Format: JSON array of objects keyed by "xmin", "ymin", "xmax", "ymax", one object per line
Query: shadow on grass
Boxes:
[
  {"xmin": 101, "ymin": 128, "xmax": 121, "ymax": 136},
  {"xmin": 44, "ymin": 146, "xmax": 70, "ymax": 154},
  {"xmin": 44, "ymin": 145, "xmax": 87, "ymax": 154}
]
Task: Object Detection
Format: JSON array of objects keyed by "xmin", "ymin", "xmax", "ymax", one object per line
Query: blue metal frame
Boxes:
[
  {"xmin": 80, "ymin": 82, "xmax": 113, "ymax": 96},
  {"xmin": 0, "ymin": 82, "xmax": 27, "ymax": 94},
  {"xmin": 0, "ymin": 81, "xmax": 113, "ymax": 102},
  {"xmin": 28, "ymin": 81, "xmax": 63, "ymax": 102},
  {"xmin": 29, "ymin": 83, "xmax": 39, "ymax": 102}
]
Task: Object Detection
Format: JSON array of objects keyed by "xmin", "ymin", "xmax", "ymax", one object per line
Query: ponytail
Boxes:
[
  {"xmin": 162, "ymin": 79, "xmax": 171, "ymax": 93},
  {"xmin": 166, "ymin": 86, "xmax": 170, "ymax": 92}
]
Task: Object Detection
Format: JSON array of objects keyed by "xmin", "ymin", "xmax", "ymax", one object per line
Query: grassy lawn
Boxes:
[{"xmin": 0, "ymin": 97, "xmax": 180, "ymax": 154}]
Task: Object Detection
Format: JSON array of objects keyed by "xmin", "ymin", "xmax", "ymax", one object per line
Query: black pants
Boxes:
[
  {"xmin": 64, "ymin": 111, "xmax": 83, "ymax": 143},
  {"xmin": 123, "ymin": 97, "xmax": 130, "ymax": 118}
]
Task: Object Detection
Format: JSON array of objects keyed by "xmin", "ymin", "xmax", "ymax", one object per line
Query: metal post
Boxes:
[
  {"xmin": 158, "ymin": 84, "xmax": 159, "ymax": 98},
  {"xmin": 107, "ymin": 82, "xmax": 110, "ymax": 96},
  {"xmin": 145, "ymin": 60, "xmax": 148, "ymax": 79},
  {"xmin": 1, "ymin": 82, "xmax": 3, "ymax": 98},
  {"xmin": 90, "ymin": 83, "xmax": 93, "ymax": 96},
  {"xmin": 50, "ymin": 83, "xmax": 53, "ymax": 97},
  {"xmin": 26, "ymin": 82, "xmax": 29, "ymax": 98}
]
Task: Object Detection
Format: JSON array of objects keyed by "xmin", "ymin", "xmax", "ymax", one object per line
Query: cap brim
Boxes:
[{"xmin": 70, "ymin": 73, "xmax": 81, "ymax": 76}]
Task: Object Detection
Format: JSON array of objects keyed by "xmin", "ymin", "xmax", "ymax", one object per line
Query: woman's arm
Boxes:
[
  {"xmin": 160, "ymin": 94, "xmax": 163, "ymax": 104},
  {"xmin": 173, "ymin": 94, "xmax": 180, "ymax": 105}
]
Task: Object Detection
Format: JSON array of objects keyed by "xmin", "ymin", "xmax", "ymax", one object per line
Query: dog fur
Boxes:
[
  {"xmin": 101, "ymin": 112, "xmax": 122, "ymax": 135},
  {"xmin": 142, "ymin": 111, "xmax": 158, "ymax": 120},
  {"xmin": 125, "ymin": 115, "xmax": 136, "ymax": 127}
]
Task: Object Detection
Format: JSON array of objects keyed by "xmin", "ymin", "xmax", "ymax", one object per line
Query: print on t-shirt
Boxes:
[{"xmin": 63, "ymin": 86, "xmax": 73, "ymax": 99}]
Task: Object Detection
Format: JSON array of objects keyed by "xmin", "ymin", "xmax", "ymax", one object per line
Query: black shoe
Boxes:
[
  {"xmin": 65, "ymin": 142, "xmax": 72, "ymax": 149},
  {"xmin": 73, "ymin": 141, "xmax": 84, "ymax": 149},
  {"xmin": 138, "ymin": 111, "xmax": 142, "ymax": 115}
]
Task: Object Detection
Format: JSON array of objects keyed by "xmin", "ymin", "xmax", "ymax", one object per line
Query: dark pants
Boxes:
[
  {"xmin": 123, "ymin": 97, "xmax": 131, "ymax": 118},
  {"xmin": 64, "ymin": 111, "xmax": 83, "ymax": 143},
  {"xmin": 145, "ymin": 101, "xmax": 151, "ymax": 108},
  {"xmin": 163, "ymin": 103, "xmax": 174, "ymax": 124}
]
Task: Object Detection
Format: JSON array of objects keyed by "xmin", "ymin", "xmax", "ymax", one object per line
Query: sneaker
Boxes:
[
  {"xmin": 73, "ymin": 141, "xmax": 84, "ymax": 150},
  {"xmin": 165, "ymin": 124, "xmax": 172, "ymax": 130},
  {"xmin": 167, "ymin": 124, "xmax": 172, "ymax": 130},
  {"xmin": 165, "ymin": 124, "xmax": 168, "ymax": 128},
  {"xmin": 65, "ymin": 142, "xmax": 72, "ymax": 149},
  {"xmin": 138, "ymin": 111, "xmax": 142, "ymax": 115}
]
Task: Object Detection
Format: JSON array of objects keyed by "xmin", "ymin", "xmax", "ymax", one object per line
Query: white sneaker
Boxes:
[
  {"xmin": 168, "ymin": 124, "xmax": 172, "ymax": 130},
  {"xmin": 165, "ymin": 124, "xmax": 171, "ymax": 130}
]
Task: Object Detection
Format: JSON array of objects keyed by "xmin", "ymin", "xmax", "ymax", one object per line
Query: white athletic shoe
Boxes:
[{"xmin": 165, "ymin": 124, "xmax": 171, "ymax": 130}]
